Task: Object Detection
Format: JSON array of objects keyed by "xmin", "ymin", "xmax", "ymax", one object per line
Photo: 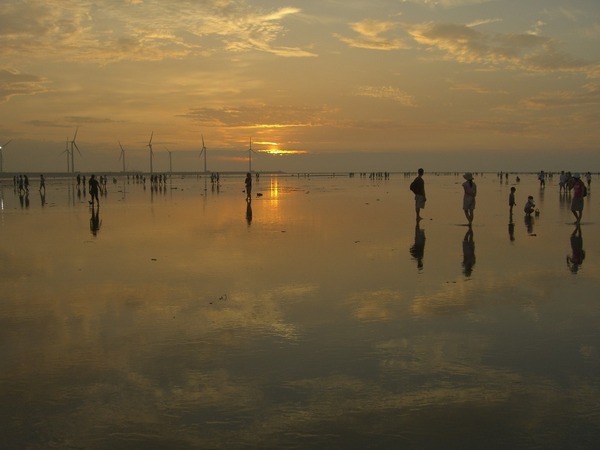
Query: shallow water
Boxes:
[{"xmin": 1, "ymin": 173, "xmax": 599, "ymax": 449}]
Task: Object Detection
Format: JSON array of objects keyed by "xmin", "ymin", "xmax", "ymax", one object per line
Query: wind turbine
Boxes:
[
  {"xmin": 0, "ymin": 139, "xmax": 12, "ymax": 173},
  {"xmin": 118, "ymin": 141, "xmax": 126, "ymax": 172},
  {"xmin": 199, "ymin": 134, "xmax": 207, "ymax": 173},
  {"xmin": 69, "ymin": 127, "xmax": 81, "ymax": 173},
  {"xmin": 147, "ymin": 132, "xmax": 154, "ymax": 175}
]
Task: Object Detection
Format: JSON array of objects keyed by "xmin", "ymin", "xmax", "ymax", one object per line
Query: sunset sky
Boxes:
[{"xmin": 1, "ymin": 0, "xmax": 600, "ymax": 173}]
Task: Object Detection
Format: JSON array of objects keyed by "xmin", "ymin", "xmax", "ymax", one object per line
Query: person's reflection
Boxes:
[
  {"xmin": 409, "ymin": 223, "xmax": 425, "ymax": 271},
  {"xmin": 90, "ymin": 205, "xmax": 101, "ymax": 236},
  {"xmin": 567, "ymin": 225, "xmax": 585, "ymax": 274},
  {"xmin": 524, "ymin": 215, "xmax": 535, "ymax": 235},
  {"xmin": 508, "ymin": 219, "xmax": 515, "ymax": 242},
  {"xmin": 40, "ymin": 190, "xmax": 46, "ymax": 207},
  {"xmin": 462, "ymin": 227, "xmax": 475, "ymax": 276},
  {"xmin": 246, "ymin": 201, "xmax": 252, "ymax": 226}
]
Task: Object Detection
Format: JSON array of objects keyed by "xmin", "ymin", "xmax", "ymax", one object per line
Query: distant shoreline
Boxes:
[{"xmin": 2, "ymin": 170, "xmax": 594, "ymax": 181}]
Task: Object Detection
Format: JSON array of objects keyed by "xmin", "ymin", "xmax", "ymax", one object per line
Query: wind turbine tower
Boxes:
[
  {"xmin": 61, "ymin": 138, "xmax": 71, "ymax": 173},
  {"xmin": 248, "ymin": 137, "xmax": 253, "ymax": 172},
  {"xmin": 147, "ymin": 132, "xmax": 154, "ymax": 175},
  {"xmin": 69, "ymin": 128, "xmax": 81, "ymax": 173},
  {"xmin": 199, "ymin": 135, "xmax": 208, "ymax": 173},
  {"xmin": 167, "ymin": 148, "xmax": 173, "ymax": 174},
  {"xmin": 0, "ymin": 139, "xmax": 12, "ymax": 173}
]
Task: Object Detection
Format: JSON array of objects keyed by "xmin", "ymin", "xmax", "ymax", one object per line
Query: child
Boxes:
[
  {"xmin": 524, "ymin": 195, "xmax": 535, "ymax": 216},
  {"xmin": 509, "ymin": 186, "xmax": 516, "ymax": 215}
]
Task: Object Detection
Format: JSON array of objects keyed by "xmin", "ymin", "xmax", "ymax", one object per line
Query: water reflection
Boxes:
[
  {"xmin": 567, "ymin": 225, "xmax": 585, "ymax": 274},
  {"xmin": 89, "ymin": 205, "xmax": 101, "ymax": 236},
  {"xmin": 409, "ymin": 223, "xmax": 425, "ymax": 271},
  {"xmin": 246, "ymin": 201, "xmax": 253, "ymax": 226},
  {"xmin": 462, "ymin": 227, "xmax": 475, "ymax": 276},
  {"xmin": 524, "ymin": 215, "xmax": 535, "ymax": 235},
  {"xmin": 508, "ymin": 220, "xmax": 515, "ymax": 242},
  {"xmin": 1, "ymin": 174, "xmax": 599, "ymax": 449}
]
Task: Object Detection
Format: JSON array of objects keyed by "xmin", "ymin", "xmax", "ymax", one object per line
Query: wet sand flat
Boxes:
[{"xmin": 1, "ymin": 173, "xmax": 599, "ymax": 449}]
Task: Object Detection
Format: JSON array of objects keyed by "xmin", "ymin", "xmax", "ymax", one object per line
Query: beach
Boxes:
[{"xmin": 1, "ymin": 173, "xmax": 599, "ymax": 449}]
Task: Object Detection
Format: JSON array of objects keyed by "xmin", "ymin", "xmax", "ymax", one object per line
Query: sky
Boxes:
[{"xmin": 1, "ymin": 0, "xmax": 600, "ymax": 174}]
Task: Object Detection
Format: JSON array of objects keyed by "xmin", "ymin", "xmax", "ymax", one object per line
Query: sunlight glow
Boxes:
[{"xmin": 261, "ymin": 149, "xmax": 308, "ymax": 156}]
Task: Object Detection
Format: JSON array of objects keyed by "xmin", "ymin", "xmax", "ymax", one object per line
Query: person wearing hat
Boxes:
[
  {"xmin": 462, "ymin": 172, "xmax": 477, "ymax": 225},
  {"xmin": 571, "ymin": 173, "xmax": 586, "ymax": 224}
]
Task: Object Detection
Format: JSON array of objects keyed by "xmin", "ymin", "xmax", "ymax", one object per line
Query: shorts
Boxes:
[
  {"xmin": 415, "ymin": 194, "xmax": 426, "ymax": 209},
  {"xmin": 463, "ymin": 196, "xmax": 476, "ymax": 211},
  {"xmin": 571, "ymin": 197, "xmax": 584, "ymax": 212}
]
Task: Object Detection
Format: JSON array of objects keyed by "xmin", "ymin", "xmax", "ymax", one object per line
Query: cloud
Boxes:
[
  {"xmin": 355, "ymin": 86, "xmax": 416, "ymax": 106},
  {"xmin": 336, "ymin": 19, "xmax": 409, "ymax": 51},
  {"xmin": 450, "ymin": 83, "xmax": 507, "ymax": 95},
  {"xmin": 401, "ymin": 0, "xmax": 493, "ymax": 8},
  {"xmin": 521, "ymin": 83, "xmax": 600, "ymax": 110},
  {"xmin": 0, "ymin": 68, "xmax": 50, "ymax": 102},
  {"xmin": 181, "ymin": 104, "xmax": 330, "ymax": 128},
  {"xmin": 406, "ymin": 22, "xmax": 591, "ymax": 73},
  {"xmin": 0, "ymin": 1, "xmax": 315, "ymax": 62}
]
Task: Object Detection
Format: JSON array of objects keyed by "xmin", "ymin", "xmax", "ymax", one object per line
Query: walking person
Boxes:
[
  {"xmin": 409, "ymin": 168, "xmax": 426, "ymax": 221},
  {"xmin": 462, "ymin": 172, "xmax": 477, "ymax": 225},
  {"xmin": 88, "ymin": 174, "xmax": 100, "ymax": 206},
  {"xmin": 244, "ymin": 172, "xmax": 252, "ymax": 201},
  {"xmin": 570, "ymin": 173, "xmax": 586, "ymax": 224}
]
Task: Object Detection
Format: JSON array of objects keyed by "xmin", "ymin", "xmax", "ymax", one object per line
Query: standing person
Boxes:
[
  {"xmin": 24, "ymin": 175, "xmax": 30, "ymax": 193},
  {"xmin": 538, "ymin": 170, "xmax": 545, "ymax": 188},
  {"xmin": 509, "ymin": 186, "xmax": 516, "ymax": 216},
  {"xmin": 244, "ymin": 172, "xmax": 252, "ymax": 201},
  {"xmin": 88, "ymin": 174, "xmax": 100, "ymax": 206},
  {"xmin": 39, "ymin": 174, "xmax": 46, "ymax": 194},
  {"xmin": 462, "ymin": 172, "xmax": 477, "ymax": 225},
  {"xmin": 570, "ymin": 173, "xmax": 586, "ymax": 224},
  {"xmin": 409, "ymin": 168, "xmax": 426, "ymax": 221},
  {"xmin": 585, "ymin": 171, "xmax": 592, "ymax": 190}
]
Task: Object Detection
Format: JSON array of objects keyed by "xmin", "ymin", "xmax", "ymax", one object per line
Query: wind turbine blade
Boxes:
[
  {"xmin": 1, "ymin": 139, "xmax": 12, "ymax": 148},
  {"xmin": 74, "ymin": 142, "xmax": 82, "ymax": 155},
  {"xmin": 73, "ymin": 127, "xmax": 79, "ymax": 141},
  {"xmin": 148, "ymin": 131, "xmax": 154, "ymax": 146}
]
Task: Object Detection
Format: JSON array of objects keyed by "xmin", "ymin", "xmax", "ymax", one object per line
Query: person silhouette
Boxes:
[
  {"xmin": 409, "ymin": 168, "xmax": 426, "ymax": 221},
  {"xmin": 462, "ymin": 172, "xmax": 477, "ymax": 225},
  {"xmin": 245, "ymin": 172, "xmax": 252, "ymax": 201},
  {"xmin": 88, "ymin": 174, "xmax": 100, "ymax": 206}
]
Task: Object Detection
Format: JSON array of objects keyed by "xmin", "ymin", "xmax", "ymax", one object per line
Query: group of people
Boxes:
[
  {"xmin": 13, "ymin": 174, "xmax": 47, "ymax": 195},
  {"xmin": 410, "ymin": 169, "xmax": 589, "ymax": 225},
  {"xmin": 409, "ymin": 168, "xmax": 478, "ymax": 225}
]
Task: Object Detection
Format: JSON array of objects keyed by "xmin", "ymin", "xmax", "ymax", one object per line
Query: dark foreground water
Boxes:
[{"xmin": 1, "ymin": 173, "xmax": 598, "ymax": 449}]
